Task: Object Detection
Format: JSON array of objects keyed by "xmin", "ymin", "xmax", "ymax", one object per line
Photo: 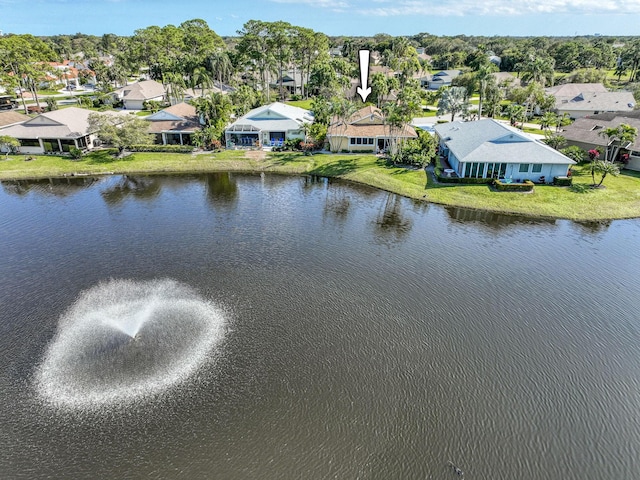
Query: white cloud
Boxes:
[
  {"xmin": 357, "ymin": 0, "xmax": 640, "ymax": 16},
  {"xmin": 270, "ymin": 0, "xmax": 350, "ymax": 11}
]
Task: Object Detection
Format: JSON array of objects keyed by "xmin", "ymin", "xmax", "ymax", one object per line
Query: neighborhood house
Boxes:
[
  {"xmin": 113, "ymin": 80, "xmax": 167, "ymax": 110},
  {"xmin": 144, "ymin": 102, "xmax": 201, "ymax": 145},
  {"xmin": 326, "ymin": 105, "xmax": 417, "ymax": 153},
  {"xmin": 546, "ymin": 83, "xmax": 635, "ymax": 119},
  {"xmin": 0, "ymin": 107, "xmax": 120, "ymax": 154},
  {"xmin": 224, "ymin": 102, "xmax": 313, "ymax": 148},
  {"xmin": 434, "ymin": 119, "xmax": 575, "ymax": 183}
]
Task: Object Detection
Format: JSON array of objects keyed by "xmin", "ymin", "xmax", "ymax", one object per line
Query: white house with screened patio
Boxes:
[
  {"xmin": 224, "ymin": 102, "xmax": 313, "ymax": 148},
  {"xmin": 434, "ymin": 119, "xmax": 575, "ymax": 183}
]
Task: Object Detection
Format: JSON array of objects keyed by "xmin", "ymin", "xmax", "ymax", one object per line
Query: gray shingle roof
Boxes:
[
  {"xmin": 562, "ymin": 114, "xmax": 640, "ymax": 150},
  {"xmin": 434, "ymin": 119, "xmax": 575, "ymax": 165}
]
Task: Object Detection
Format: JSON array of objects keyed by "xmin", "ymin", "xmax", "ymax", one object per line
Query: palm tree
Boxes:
[
  {"xmin": 539, "ymin": 112, "xmax": 558, "ymax": 131},
  {"xmin": 437, "ymin": 86, "xmax": 469, "ymax": 122},
  {"xmin": 328, "ymin": 98, "xmax": 357, "ymax": 152},
  {"xmin": 599, "ymin": 124, "xmax": 638, "ymax": 163},
  {"xmin": 208, "ymin": 51, "xmax": 233, "ymax": 92},
  {"xmin": 475, "ymin": 64, "xmax": 497, "ymax": 120},
  {"xmin": 191, "ymin": 66, "xmax": 212, "ymax": 97}
]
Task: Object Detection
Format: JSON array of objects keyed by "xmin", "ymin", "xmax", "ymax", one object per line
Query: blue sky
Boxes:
[{"xmin": 1, "ymin": 0, "xmax": 639, "ymax": 37}]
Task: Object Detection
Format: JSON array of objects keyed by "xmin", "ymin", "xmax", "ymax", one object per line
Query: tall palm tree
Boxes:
[
  {"xmin": 208, "ymin": 51, "xmax": 233, "ymax": 92},
  {"xmin": 191, "ymin": 66, "xmax": 212, "ymax": 96},
  {"xmin": 328, "ymin": 98, "xmax": 357, "ymax": 153},
  {"xmin": 475, "ymin": 64, "xmax": 497, "ymax": 120}
]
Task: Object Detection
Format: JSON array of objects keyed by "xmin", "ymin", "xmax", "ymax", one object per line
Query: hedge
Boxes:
[
  {"xmin": 493, "ymin": 179, "xmax": 535, "ymax": 192},
  {"xmin": 553, "ymin": 176, "xmax": 573, "ymax": 186},
  {"xmin": 128, "ymin": 145, "xmax": 194, "ymax": 153},
  {"xmin": 437, "ymin": 175, "xmax": 493, "ymax": 184}
]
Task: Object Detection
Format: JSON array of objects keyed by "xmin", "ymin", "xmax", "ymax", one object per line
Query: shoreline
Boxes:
[{"xmin": 2, "ymin": 150, "xmax": 640, "ymax": 222}]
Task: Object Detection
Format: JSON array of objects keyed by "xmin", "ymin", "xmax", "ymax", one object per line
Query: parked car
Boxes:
[
  {"xmin": 0, "ymin": 95, "xmax": 18, "ymax": 110},
  {"xmin": 27, "ymin": 105, "xmax": 45, "ymax": 114}
]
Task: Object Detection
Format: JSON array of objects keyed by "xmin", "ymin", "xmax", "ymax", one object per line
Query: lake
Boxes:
[{"xmin": 1, "ymin": 173, "xmax": 639, "ymax": 479}]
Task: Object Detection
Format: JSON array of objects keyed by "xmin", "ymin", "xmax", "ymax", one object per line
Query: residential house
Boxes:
[
  {"xmin": 561, "ymin": 111, "xmax": 640, "ymax": 169},
  {"xmin": 546, "ymin": 83, "xmax": 635, "ymax": 119},
  {"xmin": 0, "ymin": 110, "xmax": 29, "ymax": 129},
  {"xmin": 434, "ymin": 119, "xmax": 575, "ymax": 183},
  {"xmin": 427, "ymin": 70, "xmax": 462, "ymax": 90},
  {"xmin": 145, "ymin": 102, "xmax": 202, "ymax": 145},
  {"xmin": 224, "ymin": 102, "xmax": 313, "ymax": 148},
  {"xmin": 0, "ymin": 107, "xmax": 125, "ymax": 154},
  {"xmin": 270, "ymin": 71, "xmax": 305, "ymax": 96},
  {"xmin": 492, "ymin": 71, "xmax": 521, "ymax": 89},
  {"xmin": 113, "ymin": 80, "xmax": 167, "ymax": 110},
  {"xmin": 326, "ymin": 105, "xmax": 418, "ymax": 153}
]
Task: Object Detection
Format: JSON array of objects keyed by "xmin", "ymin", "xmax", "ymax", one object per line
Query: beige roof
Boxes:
[
  {"xmin": 0, "ymin": 110, "xmax": 30, "ymax": 128},
  {"xmin": 115, "ymin": 80, "xmax": 166, "ymax": 101},
  {"xmin": 145, "ymin": 102, "xmax": 200, "ymax": 133},
  {"xmin": 546, "ymin": 83, "xmax": 608, "ymax": 97},
  {"xmin": 0, "ymin": 107, "xmax": 127, "ymax": 139},
  {"xmin": 328, "ymin": 106, "xmax": 417, "ymax": 139}
]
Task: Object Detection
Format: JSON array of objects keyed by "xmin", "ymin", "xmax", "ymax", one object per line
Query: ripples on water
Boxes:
[{"xmin": 0, "ymin": 174, "xmax": 639, "ymax": 479}]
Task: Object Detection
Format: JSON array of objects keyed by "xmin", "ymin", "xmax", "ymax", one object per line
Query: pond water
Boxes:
[{"xmin": 1, "ymin": 173, "xmax": 639, "ymax": 479}]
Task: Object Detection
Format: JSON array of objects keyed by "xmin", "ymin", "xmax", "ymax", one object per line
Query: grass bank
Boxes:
[{"xmin": 2, "ymin": 150, "xmax": 640, "ymax": 221}]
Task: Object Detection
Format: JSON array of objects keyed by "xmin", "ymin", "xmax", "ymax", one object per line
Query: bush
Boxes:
[
  {"xmin": 128, "ymin": 144, "xmax": 194, "ymax": 153},
  {"xmin": 553, "ymin": 176, "xmax": 573, "ymax": 186},
  {"xmin": 438, "ymin": 176, "xmax": 493, "ymax": 184},
  {"xmin": 493, "ymin": 179, "xmax": 535, "ymax": 191},
  {"xmin": 69, "ymin": 147, "xmax": 83, "ymax": 159},
  {"xmin": 561, "ymin": 145, "xmax": 586, "ymax": 164}
]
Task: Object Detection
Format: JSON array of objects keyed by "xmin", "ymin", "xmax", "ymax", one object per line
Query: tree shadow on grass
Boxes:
[
  {"xmin": 570, "ymin": 183, "xmax": 593, "ymax": 194},
  {"xmin": 267, "ymin": 152, "xmax": 304, "ymax": 166},
  {"xmin": 309, "ymin": 158, "xmax": 358, "ymax": 176},
  {"xmin": 84, "ymin": 150, "xmax": 134, "ymax": 164}
]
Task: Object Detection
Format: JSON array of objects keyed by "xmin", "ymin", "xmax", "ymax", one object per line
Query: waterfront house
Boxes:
[
  {"xmin": 434, "ymin": 119, "xmax": 575, "ymax": 183},
  {"xmin": 224, "ymin": 102, "xmax": 313, "ymax": 148},
  {"xmin": 144, "ymin": 102, "xmax": 201, "ymax": 146},
  {"xmin": 326, "ymin": 105, "xmax": 417, "ymax": 153},
  {"xmin": 0, "ymin": 107, "xmax": 125, "ymax": 154}
]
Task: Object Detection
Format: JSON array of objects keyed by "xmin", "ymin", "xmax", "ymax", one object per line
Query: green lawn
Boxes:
[
  {"xmin": 2, "ymin": 151, "xmax": 640, "ymax": 220},
  {"xmin": 285, "ymin": 99, "xmax": 314, "ymax": 110}
]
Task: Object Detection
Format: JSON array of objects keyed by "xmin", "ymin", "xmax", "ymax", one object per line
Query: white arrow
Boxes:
[{"xmin": 356, "ymin": 49, "xmax": 372, "ymax": 102}]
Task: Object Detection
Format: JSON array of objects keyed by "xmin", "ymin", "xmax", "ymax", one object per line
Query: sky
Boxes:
[{"xmin": 1, "ymin": 0, "xmax": 640, "ymax": 38}]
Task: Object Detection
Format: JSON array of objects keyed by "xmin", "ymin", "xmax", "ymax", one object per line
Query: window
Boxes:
[
  {"xmin": 532, "ymin": 164, "xmax": 542, "ymax": 173},
  {"xmin": 519, "ymin": 163, "xmax": 529, "ymax": 173},
  {"xmin": 356, "ymin": 138, "xmax": 362, "ymax": 145},
  {"xmin": 350, "ymin": 138, "xmax": 356, "ymax": 145},
  {"xmin": 19, "ymin": 139, "xmax": 40, "ymax": 147}
]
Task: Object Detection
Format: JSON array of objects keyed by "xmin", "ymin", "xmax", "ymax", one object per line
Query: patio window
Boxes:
[
  {"xmin": 519, "ymin": 163, "xmax": 530, "ymax": 173},
  {"xmin": 19, "ymin": 139, "xmax": 40, "ymax": 147},
  {"xmin": 532, "ymin": 164, "xmax": 542, "ymax": 173}
]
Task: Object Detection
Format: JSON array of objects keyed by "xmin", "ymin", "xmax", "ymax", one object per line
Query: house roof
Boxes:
[
  {"xmin": 492, "ymin": 72, "xmax": 521, "ymax": 87},
  {"xmin": 145, "ymin": 102, "xmax": 200, "ymax": 133},
  {"xmin": 434, "ymin": 119, "xmax": 575, "ymax": 165},
  {"xmin": 115, "ymin": 80, "xmax": 166, "ymax": 101},
  {"xmin": 327, "ymin": 106, "xmax": 418, "ymax": 139},
  {"xmin": 554, "ymin": 91, "xmax": 635, "ymax": 113},
  {"xmin": 225, "ymin": 102, "xmax": 313, "ymax": 133},
  {"xmin": 546, "ymin": 83, "xmax": 608, "ymax": 97},
  {"xmin": 561, "ymin": 113, "xmax": 640, "ymax": 150},
  {"xmin": 0, "ymin": 110, "xmax": 30, "ymax": 128},
  {"xmin": 0, "ymin": 107, "xmax": 126, "ymax": 139}
]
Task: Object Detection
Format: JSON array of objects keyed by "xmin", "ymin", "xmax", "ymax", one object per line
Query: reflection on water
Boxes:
[
  {"xmin": 2, "ymin": 176, "xmax": 100, "ymax": 197},
  {"xmin": 374, "ymin": 192, "xmax": 413, "ymax": 242},
  {"xmin": 445, "ymin": 205, "xmax": 557, "ymax": 231},
  {"xmin": 100, "ymin": 176, "xmax": 162, "ymax": 204},
  {"xmin": 205, "ymin": 172, "xmax": 238, "ymax": 206}
]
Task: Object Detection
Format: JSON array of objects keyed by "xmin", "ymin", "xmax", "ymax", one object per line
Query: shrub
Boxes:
[
  {"xmin": 561, "ymin": 145, "xmax": 586, "ymax": 164},
  {"xmin": 438, "ymin": 176, "xmax": 493, "ymax": 184},
  {"xmin": 69, "ymin": 147, "xmax": 83, "ymax": 159},
  {"xmin": 493, "ymin": 179, "xmax": 535, "ymax": 191},
  {"xmin": 553, "ymin": 176, "xmax": 573, "ymax": 186}
]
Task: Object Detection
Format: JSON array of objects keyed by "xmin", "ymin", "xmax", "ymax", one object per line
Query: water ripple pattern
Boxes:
[{"xmin": 34, "ymin": 278, "xmax": 227, "ymax": 410}]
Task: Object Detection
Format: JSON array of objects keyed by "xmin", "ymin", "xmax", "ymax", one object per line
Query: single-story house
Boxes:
[
  {"xmin": 326, "ymin": 105, "xmax": 418, "ymax": 153},
  {"xmin": 434, "ymin": 119, "xmax": 575, "ymax": 183},
  {"xmin": 145, "ymin": 102, "xmax": 201, "ymax": 145},
  {"xmin": 224, "ymin": 102, "xmax": 313, "ymax": 148},
  {"xmin": 113, "ymin": 80, "xmax": 166, "ymax": 110},
  {"xmin": 427, "ymin": 70, "xmax": 462, "ymax": 90},
  {"xmin": 492, "ymin": 72, "xmax": 521, "ymax": 89},
  {"xmin": 546, "ymin": 83, "xmax": 635, "ymax": 119},
  {"xmin": 561, "ymin": 111, "xmax": 640, "ymax": 169},
  {"xmin": 0, "ymin": 110, "xmax": 30, "ymax": 129},
  {"xmin": 0, "ymin": 107, "xmax": 124, "ymax": 154}
]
